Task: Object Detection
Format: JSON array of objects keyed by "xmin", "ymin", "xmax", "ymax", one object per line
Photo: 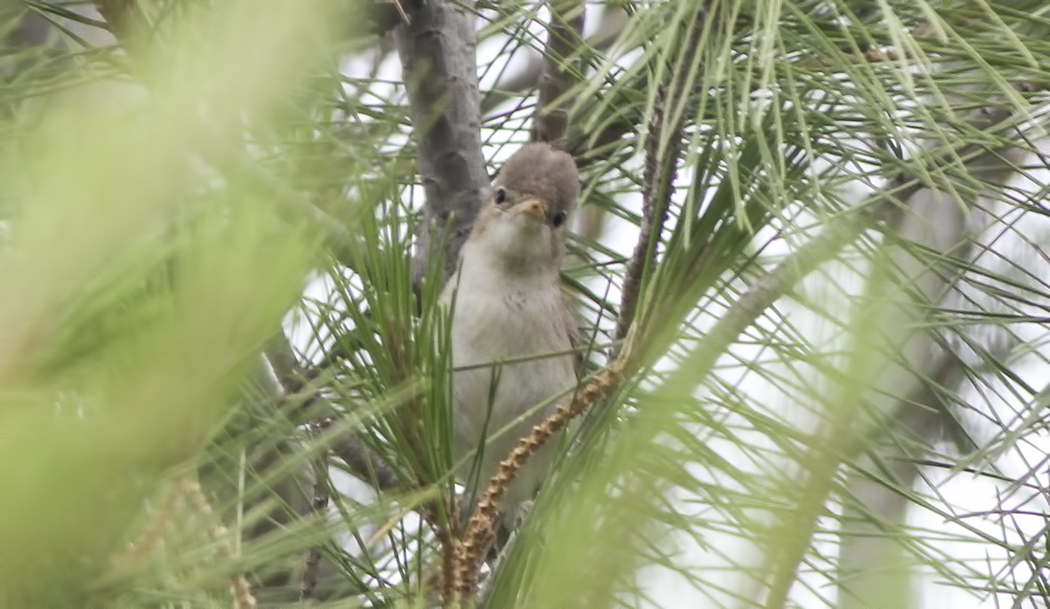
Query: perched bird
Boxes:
[{"xmin": 441, "ymin": 142, "xmax": 581, "ymax": 525}]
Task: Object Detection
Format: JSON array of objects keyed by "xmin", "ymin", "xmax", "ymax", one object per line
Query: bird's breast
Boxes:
[
  {"xmin": 501, "ymin": 290, "xmax": 528, "ymax": 313},
  {"xmin": 449, "ymin": 279, "xmax": 571, "ymax": 367},
  {"xmin": 444, "ymin": 269, "xmax": 576, "ymax": 453}
]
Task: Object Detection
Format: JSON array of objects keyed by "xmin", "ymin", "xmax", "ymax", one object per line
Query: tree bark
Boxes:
[{"xmin": 394, "ymin": 0, "xmax": 488, "ymax": 286}]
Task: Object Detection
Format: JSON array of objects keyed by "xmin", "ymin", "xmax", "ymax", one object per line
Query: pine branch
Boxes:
[
  {"xmin": 394, "ymin": 0, "xmax": 488, "ymax": 286},
  {"xmin": 614, "ymin": 6, "xmax": 707, "ymax": 349},
  {"xmin": 264, "ymin": 334, "xmax": 400, "ymax": 492},
  {"xmin": 530, "ymin": 0, "xmax": 585, "ymax": 146},
  {"xmin": 299, "ymin": 447, "xmax": 330, "ymax": 602}
]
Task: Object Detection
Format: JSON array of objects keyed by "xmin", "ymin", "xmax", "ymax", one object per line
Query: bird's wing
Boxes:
[{"xmin": 558, "ymin": 295, "xmax": 584, "ymax": 379}]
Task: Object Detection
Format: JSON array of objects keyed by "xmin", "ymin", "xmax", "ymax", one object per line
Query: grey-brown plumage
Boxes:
[
  {"xmin": 495, "ymin": 143, "xmax": 580, "ymax": 221},
  {"xmin": 441, "ymin": 143, "xmax": 581, "ymax": 525}
]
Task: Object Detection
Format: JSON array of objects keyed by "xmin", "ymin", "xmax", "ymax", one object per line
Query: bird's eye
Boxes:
[
  {"xmin": 494, "ymin": 187, "xmax": 507, "ymax": 205},
  {"xmin": 551, "ymin": 211, "xmax": 567, "ymax": 228}
]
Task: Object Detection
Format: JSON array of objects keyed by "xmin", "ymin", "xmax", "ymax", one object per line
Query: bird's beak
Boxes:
[{"xmin": 518, "ymin": 198, "xmax": 546, "ymax": 223}]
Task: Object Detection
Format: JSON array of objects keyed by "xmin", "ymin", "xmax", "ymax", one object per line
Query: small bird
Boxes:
[{"xmin": 441, "ymin": 142, "xmax": 581, "ymax": 526}]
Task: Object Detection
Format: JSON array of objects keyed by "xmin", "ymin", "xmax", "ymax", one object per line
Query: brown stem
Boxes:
[
  {"xmin": 299, "ymin": 445, "xmax": 330, "ymax": 602},
  {"xmin": 481, "ymin": 7, "xmax": 626, "ymax": 118},
  {"xmin": 265, "ymin": 335, "xmax": 401, "ymax": 492},
  {"xmin": 530, "ymin": 0, "xmax": 585, "ymax": 147},
  {"xmin": 93, "ymin": 0, "xmax": 148, "ymax": 49},
  {"xmin": 614, "ymin": 7, "xmax": 707, "ymax": 350}
]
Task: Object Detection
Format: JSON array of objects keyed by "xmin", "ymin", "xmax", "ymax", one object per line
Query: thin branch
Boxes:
[
  {"xmin": 363, "ymin": 0, "xmax": 412, "ymax": 37},
  {"xmin": 530, "ymin": 0, "xmax": 585, "ymax": 146},
  {"xmin": 321, "ymin": 417, "xmax": 401, "ymax": 492},
  {"xmin": 394, "ymin": 0, "xmax": 488, "ymax": 285},
  {"xmin": 299, "ymin": 446, "xmax": 330, "ymax": 602},
  {"xmin": 613, "ymin": 8, "xmax": 706, "ymax": 350},
  {"xmin": 92, "ymin": 0, "xmax": 147, "ymax": 48},
  {"xmin": 482, "ymin": 7, "xmax": 624, "ymax": 117},
  {"xmin": 265, "ymin": 334, "xmax": 400, "ymax": 492}
]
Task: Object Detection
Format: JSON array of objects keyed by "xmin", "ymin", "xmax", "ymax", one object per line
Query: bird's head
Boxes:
[{"xmin": 467, "ymin": 143, "xmax": 580, "ymax": 274}]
